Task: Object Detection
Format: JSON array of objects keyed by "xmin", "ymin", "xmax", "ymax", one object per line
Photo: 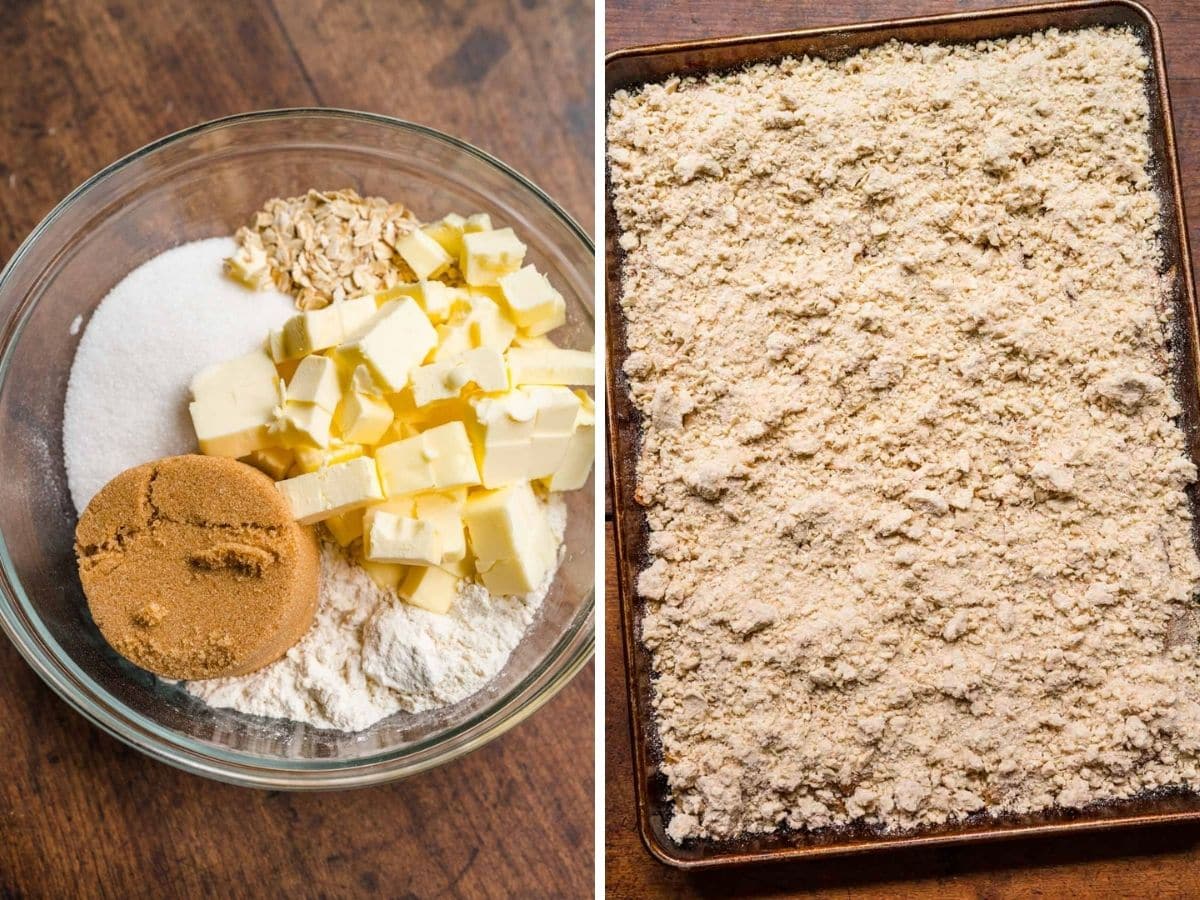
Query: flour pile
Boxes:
[{"xmin": 609, "ymin": 27, "xmax": 1200, "ymax": 840}]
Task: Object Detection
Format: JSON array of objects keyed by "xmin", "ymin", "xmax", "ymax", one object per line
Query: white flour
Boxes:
[{"xmin": 64, "ymin": 237, "xmax": 563, "ymax": 731}]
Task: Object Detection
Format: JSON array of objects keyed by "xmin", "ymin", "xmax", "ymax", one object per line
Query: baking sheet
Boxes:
[{"xmin": 605, "ymin": 0, "xmax": 1200, "ymax": 868}]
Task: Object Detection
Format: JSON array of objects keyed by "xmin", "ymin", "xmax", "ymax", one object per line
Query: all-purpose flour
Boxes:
[{"xmin": 64, "ymin": 238, "xmax": 563, "ymax": 731}]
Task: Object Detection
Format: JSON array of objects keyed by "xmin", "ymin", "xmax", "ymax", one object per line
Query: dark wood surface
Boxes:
[
  {"xmin": 0, "ymin": 2, "xmax": 593, "ymax": 897},
  {"xmin": 605, "ymin": 1, "xmax": 1200, "ymax": 897}
]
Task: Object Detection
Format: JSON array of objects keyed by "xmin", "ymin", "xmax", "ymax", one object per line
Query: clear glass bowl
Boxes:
[{"xmin": 0, "ymin": 109, "xmax": 594, "ymax": 787}]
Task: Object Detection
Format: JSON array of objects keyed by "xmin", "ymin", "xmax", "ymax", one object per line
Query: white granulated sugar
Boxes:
[
  {"xmin": 609, "ymin": 27, "xmax": 1200, "ymax": 842},
  {"xmin": 63, "ymin": 237, "xmax": 293, "ymax": 511},
  {"xmin": 188, "ymin": 497, "xmax": 566, "ymax": 730}
]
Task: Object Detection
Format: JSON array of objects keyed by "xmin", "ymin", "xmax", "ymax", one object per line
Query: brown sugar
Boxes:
[{"xmin": 75, "ymin": 454, "xmax": 320, "ymax": 680}]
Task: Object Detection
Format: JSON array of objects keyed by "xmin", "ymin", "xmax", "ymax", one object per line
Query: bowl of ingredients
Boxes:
[{"xmin": 0, "ymin": 109, "xmax": 595, "ymax": 787}]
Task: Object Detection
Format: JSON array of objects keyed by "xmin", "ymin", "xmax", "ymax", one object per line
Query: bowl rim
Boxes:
[{"xmin": 0, "ymin": 107, "xmax": 595, "ymax": 788}]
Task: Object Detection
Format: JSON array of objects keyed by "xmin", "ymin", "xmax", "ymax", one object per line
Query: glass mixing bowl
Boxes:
[{"xmin": 0, "ymin": 110, "xmax": 594, "ymax": 787}]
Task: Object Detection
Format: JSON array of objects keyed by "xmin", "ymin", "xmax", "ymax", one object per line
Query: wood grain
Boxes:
[
  {"xmin": 605, "ymin": 0, "xmax": 1200, "ymax": 896},
  {"xmin": 0, "ymin": 1, "xmax": 593, "ymax": 897}
]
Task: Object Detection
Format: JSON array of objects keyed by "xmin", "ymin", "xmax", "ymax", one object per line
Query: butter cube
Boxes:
[
  {"xmin": 399, "ymin": 565, "xmax": 459, "ymax": 614},
  {"xmin": 463, "ymin": 213, "xmax": 492, "ymax": 234},
  {"xmin": 384, "ymin": 280, "xmax": 456, "ymax": 323},
  {"xmin": 334, "ymin": 298, "xmax": 437, "ymax": 392},
  {"xmin": 413, "ymin": 491, "xmax": 467, "ymax": 563},
  {"xmin": 525, "ymin": 386, "xmax": 581, "ymax": 478},
  {"xmin": 275, "ymin": 456, "xmax": 384, "ymax": 524},
  {"xmin": 337, "ymin": 392, "xmax": 394, "ymax": 445},
  {"xmin": 411, "ymin": 347, "xmax": 508, "ymax": 408},
  {"xmin": 422, "ymin": 213, "xmax": 467, "ymax": 257},
  {"xmin": 364, "ymin": 509, "xmax": 442, "ymax": 566},
  {"xmin": 324, "ymin": 508, "xmax": 365, "ymax": 546},
  {"xmin": 546, "ymin": 391, "xmax": 595, "ymax": 491},
  {"xmin": 498, "ymin": 266, "xmax": 566, "ymax": 336},
  {"xmin": 361, "ymin": 557, "xmax": 407, "ymax": 592},
  {"xmin": 241, "ymin": 447, "xmax": 295, "ymax": 481},
  {"xmin": 460, "ymin": 228, "xmax": 526, "ymax": 286},
  {"xmin": 272, "ymin": 402, "xmax": 333, "ymax": 449},
  {"xmin": 293, "ymin": 440, "xmax": 364, "ymax": 474},
  {"xmin": 271, "ymin": 295, "xmax": 377, "ymax": 362},
  {"xmin": 375, "ymin": 421, "xmax": 481, "ymax": 496},
  {"xmin": 512, "ymin": 332, "xmax": 559, "ymax": 349},
  {"xmin": 463, "ymin": 482, "xmax": 558, "ymax": 595},
  {"xmin": 506, "ymin": 347, "xmax": 594, "ymax": 386},
  {"xmin": 396, "ymin": 228, "xmax": 452, "ymax": 280},
  {"xmin": 189, "ymin": 349, "xmax": 282, "ymax": 458},
  {"xmin": 467, "ymin": 291, "xmax": 518, "ymax": 353},
  {"xmin": 467, "ymin": 388, "xmax": 579, "ymax": 487},
  {"xmin": 287, "ymin": 355, "xmax": 342, "ymax": 411}
]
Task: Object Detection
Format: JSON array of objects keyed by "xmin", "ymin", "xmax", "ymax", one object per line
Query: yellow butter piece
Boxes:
[
  {"xmin": 413, "ymin": 491, "xmax": 467, "ymax": 563},
  {"xmin": 375, "ymin": 421, "xmax": 481, "ymax": 497},
  {"xmin": 225, "ymin": 241, "xmax": 271, "ymax": 290},
  {"xmin": 512, "ymin": 332, "xmax": 559, "ymax": 349},
  {"xmin": 463, "ymin": 482, "xmax": 558, "ymax": 595},
  {"xmin": 324, "ymin": 508, "xmax": 365, "ymax": 546},
  {"xmin": 241, "ymin": 446, "xmax": 295, "ymax": 481},
  {"xmin": 396, "ymin": 228, "xmax": 452, "ymax": 280},
  {"xmin": 384, "ymin": 280, "xmax": 457, "ymax": 323},
  {"xmin": 363, "ymin": 509, "xmax": 442, "ymax": 566},
  {"xmin": 505, "ymin": 347, "xmax": 594, "ymax": 386},
  {"xmin": 460, "ymin": 228, "xmax": 527, "ymax": 286},
  {"xmin": 275, "ymin": 456, "xmax": 384, "ymax": 524},
  {"xmin": 547, "ymin": 391, "xmax": 595, "ymax": 491},
  {"xmin": 463, "ymin": 212, "xmax": 492, "ymax": 234},
  {"xmin": 497, "ymin": 266, "xmax": 566, "ymax": 336},
  {"xmin": 333, "ymin": 298, "xmax": 437, "ymax": 392},
  {"xmin": 410, "ymin": 347, "xmax": 508, "ymax": 408},
  {"xmin": 189, "ymin": 349, "xmax": 282, "ymax": 458},
  {"xmin": 467, "ymin": 387, "xmax": 580, "ymax": 487},
  {"xmin": 286, "ymin": 355, "xmax": 342, "ymax": 411},
  {"xmin": 421, "ymin": 213, "xmax": 467, "ymax": 257},
  {"xmin": 270, "ymin": 295, "xmax": 377, "ymax": 362},
  {"xmin": 293, "ymin": 440, "xmax": 364, "ymax": 474},
  {"xmin": 272, "ymin": 401, "xmax": 334, "ymax": 449},
  {"xmin": 360, "ymin": 557, "xmax": 407, "ymax": 592},
  {"xmin": 337, "ymin": 392, "xmax": 394, "ymax": 445},
  {"xmin": 399, "ymin": 564, "xmax": 459, "ymax": 614}
]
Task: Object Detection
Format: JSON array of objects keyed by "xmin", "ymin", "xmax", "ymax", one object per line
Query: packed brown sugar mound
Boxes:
[
  {"xmin": 608, "ymin": 27, "xmax": 1200, "ymax": 841},
  {"xmin": 76, "ymin": 455, "xmax": 319, "ymax": 680}
]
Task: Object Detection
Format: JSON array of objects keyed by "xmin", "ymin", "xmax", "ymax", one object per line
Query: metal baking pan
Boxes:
[{"xmin": 605, "ymin": 0, "xmax": 1200, "ymax": 868}]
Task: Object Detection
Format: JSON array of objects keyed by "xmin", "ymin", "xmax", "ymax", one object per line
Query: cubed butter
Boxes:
[
  {"xmin": 275, "ymin": 456, "xmax": 384, "ymax": 524},
  {"xmin": 293, "ymin": 440, "xmax": 364, "ymax": 474},
  {"xmin": 506, "ymin": 347, "xmax": 594, "ymax": 386},
  {"xmin": 467, "ymin": 388, "xmax": 580, "ymax": 487},
  {"xmin": 399, "ymin": 564, "xmax": 459, "ymax": 614},
  {"xmin": 396, "ymin": 228, "xmax": 452, "ymax": 280},
  {"xmin": 324, "ymin": 508, "xmax": 365, "ymax": 546},
  {"xmin": 410, "ymin": 347, "xmax": 508, "ymax": 407},
  {"xmin": 375, "ymin": 421, "xmax": 481, "ymax": 496},
  {"xmin": 189, "ymin": 349, "xmax": 282, "ymax": 458},
  {"xmin": 497, "ymin": 266, "xmax": 566, "ymax": 336},
  {"xmin": 333, "ymin": 298, "xmax": 437, "ymax": 392},
  {"xmin": 360, "ymin": 557, "xmax": 407, "ymax": 592},
  {"xmin": 287, "ymin": 355, "xmax": 342, "ymax": 411},
  {"xmin": 460, "ymin": 228, "xmax": 526, "ymax": 286},
  {"xmin": 271, "ymin": 401, "xmax": 334, "ymax": 449},
  {"xmin": 466, "ymin": 291, "xmax": 518, "ymax": 353},
  {"xmin": 364, "ymin": 509, "xmax": 442, "ymax": 566},
  {"xmin": 463, "ymin": 212, "xmax": 492, "ymax": 234},
  {"xmin": 413, "ymin": 491, "xmax": 467, "ymax": 563},
  {"xmin": 463, "ymin": 482, "xmax": 558, "ymax": 595},
  {"xmin": 241, "ymin": 446, "xmax": 295, "ymax": 481},
  {"xmin": 270, "ymin": 295, "xmax": 377, "ymax": 362},
  {"xmin": 421, "ymin": 213, "xmax": 467, "ymax": 257},
  {"xmin": 384, "ymin": 280, "xmax": 456, "ymax": 323},
  {"xmin": 337, "ymin": 392, "xmax": 394, "ymax": 444},
  {"xmin": 546, "ymin": 390, "xmax": 594, "ymax": 491}
]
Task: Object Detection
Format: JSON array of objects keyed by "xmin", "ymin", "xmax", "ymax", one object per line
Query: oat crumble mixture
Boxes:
[{"xmin": 607, "ymin": 27, "xmax": 1200, "ymax": 841}]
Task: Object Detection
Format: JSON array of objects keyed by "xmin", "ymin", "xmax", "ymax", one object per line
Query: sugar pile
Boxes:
[
  {"xmin": 64, "ymin": 237, "xmax": 293, "ymax": 510},
  {"xmin": 64, "ymin": 237, "xmax": 562, "ymax": 730}
]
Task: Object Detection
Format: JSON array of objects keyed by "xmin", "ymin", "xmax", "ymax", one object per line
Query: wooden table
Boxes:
[
  {"xmin": 0, "ymin": 2, "xmax": 593, "ymax": 896},
  {"xmin": 605, "ymin": 1, "xmax": 1200, "ymax": 896}
]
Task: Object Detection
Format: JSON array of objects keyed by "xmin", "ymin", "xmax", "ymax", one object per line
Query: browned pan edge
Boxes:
[{"xmin": 604, "ymin": 0, "xmax": 1200, "ymax": 869}]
